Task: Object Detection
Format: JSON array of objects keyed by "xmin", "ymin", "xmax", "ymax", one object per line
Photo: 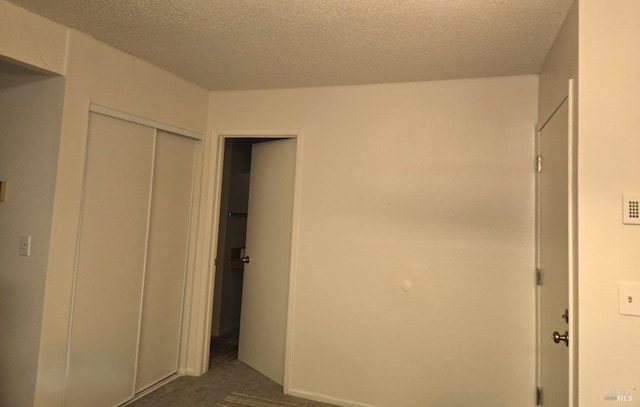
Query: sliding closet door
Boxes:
[
  {"xmin": 135, "ymin": 131, "xmax": 196, "ymax": 392},
  {"xmin": 66, "ymin": 113, "xmax": 154, "ymax": 407}
]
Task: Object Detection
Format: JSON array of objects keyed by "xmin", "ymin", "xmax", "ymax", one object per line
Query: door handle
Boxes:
[
  {"xmin": 241, "ymin": 256, "xmax": 250, "ymax": 264},
  {"xmin": 552, "ymin": 331, "xmax": 569, "ymax": 346}
]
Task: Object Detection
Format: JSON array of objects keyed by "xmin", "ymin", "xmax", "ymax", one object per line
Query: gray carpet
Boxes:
[
  {"xmin": 210, "ymin": 336, "xmax": 241, "ymax": 365},
  {"xmin": 127, "ymin": 358, "xmax": 337, "ymax": 407},
  {"xmin": 216, "ymin": 392, "xmax": 307, "ymax": 407}
]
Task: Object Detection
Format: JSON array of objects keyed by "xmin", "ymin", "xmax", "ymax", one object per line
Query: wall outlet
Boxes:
[
  {"xmin": 619, "ymin": 282, "xmax": 640, "ymax": 316},
  {"xmin": 623, "ymin": 195, "xmax": 640, "ymax": 225}
]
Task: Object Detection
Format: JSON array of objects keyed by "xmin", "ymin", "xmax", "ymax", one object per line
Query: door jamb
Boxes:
[
  {"xmin": 567, "ymin": 78, "xmax": 578, "ymax": 407},
  {"xmin": 181, "ymin": 130, "xmax": 304, "ymax": 394}
]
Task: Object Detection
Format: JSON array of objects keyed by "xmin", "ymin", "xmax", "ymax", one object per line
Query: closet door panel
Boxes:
[
  {"xmin": 135, "ymin": 131, "xmax": 196, "ymax": 392},
  {"xmin": 66, "ymin": 113, "xmax": 154, "ymax": 407}
]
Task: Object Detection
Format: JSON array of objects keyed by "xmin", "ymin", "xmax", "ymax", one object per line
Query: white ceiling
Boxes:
[{"xmin": 8, "ymin": 0, "xmax": 573, "ymax": 91}]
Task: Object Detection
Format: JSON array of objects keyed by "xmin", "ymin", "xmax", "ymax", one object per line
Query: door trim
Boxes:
[
  {"xmin": 567, "ymin": 78, "xmax": 578, "ymax": 407},
  {"xmin": 182, "ymin": 129, "xmax": 304, "ymax": 394},
  {"xmin": 90, "ymin": 104, "xmax": 202, "ymax": 140}
]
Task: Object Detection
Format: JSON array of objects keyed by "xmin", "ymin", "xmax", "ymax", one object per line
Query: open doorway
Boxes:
[
  {"xmin": 209, "ymin": 136, "xmax": 297, "ymax": 387},
  {"xmin": 210, "ymin": 138, "xmax": 258, "ymax": 361}
]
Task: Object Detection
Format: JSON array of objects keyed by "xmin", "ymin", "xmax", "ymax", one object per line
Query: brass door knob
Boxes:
[{"xmin": 552, "ymin": 331, "xmax": 569, "ymax": 346}]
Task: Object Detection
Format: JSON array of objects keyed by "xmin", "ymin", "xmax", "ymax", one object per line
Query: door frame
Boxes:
[
  {"xmin": 67, "ymin": 104, "xmax": 204, "ymax": 405},
  {"xmin": 535, "ymin": 79, "xmax": 578, "ymax": 407},
  {"xmin": 181, "ymin": 130, "xmax": 304, "ymax": 394}
]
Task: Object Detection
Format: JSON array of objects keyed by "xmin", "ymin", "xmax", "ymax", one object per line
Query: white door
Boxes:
[
  {"xmin": 135, "ymin": 131, "xmax": 196, "ymax": 392},
  {"xmin": 537, "ymin": 99, "xmax": 571, "ymax": 406},
  {"xmin": 67, "ymin": 114, "xmax": 196, "ymax": 406},
  {"xmin": 66, "ymin": 114, "xmax": 154, "ymax": 407},
  {"xmin": 238, "ymin": 138, "xmax": 296, "ymax": 385}
]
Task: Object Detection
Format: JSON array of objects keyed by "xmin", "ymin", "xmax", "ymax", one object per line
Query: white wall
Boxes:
[
  {"xmin": 0, "ymin": 0, "xmax": 67, "ymax": 74},
  {"xmin": 578, "ymin": 1, "xmax": 640, "ymax": 405},
  {"xmin": 0, "ymin": 3, "xmax": 212, "ymax": 404},
  {"xmin": 538, "ymin": 1, "xmax": 578, "ymax": 125},
  {"xmin": 33, "ymin": 29, "xmax": 210, "ymax": 406},
  {"xmin": 209, "ymin": 76, "xmax": 538, "ymax": 407},
  {"xmin": 0, "ymin": 60, "xmax": 65, "ymax": 407}
]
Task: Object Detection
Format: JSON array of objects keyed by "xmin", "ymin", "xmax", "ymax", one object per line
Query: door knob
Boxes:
[
  {"xmin": 241, "ymin": 256, "xmax": 250, "ymax": 264},
  {"xmin": 552, "ymin": 331, "xmax": 569, "ymax": 346}
]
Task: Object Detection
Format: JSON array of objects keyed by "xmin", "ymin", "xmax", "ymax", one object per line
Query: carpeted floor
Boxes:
[
  {"xmin": 216, "ymin": 392, "xmax": 308, "ymax": 407},
  {"xmin": 209, "ymin": 335, "xmax": 241, "ymax": 365},
  {"xmin": 127, "ymin": 337, "xmax": 337, "ymax": 407}
]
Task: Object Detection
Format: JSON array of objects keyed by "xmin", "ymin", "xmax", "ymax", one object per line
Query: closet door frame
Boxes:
[
  {"xmin": 89, "ymin": 104, "xmax": 206, "ymax": 378},
  {"xmin": 89, "ymin": 105, "xmax": 202, "ymax": 141},
  {"xmin": 65, "ymin": 104, "xmax": 204, "ymax": 403}
]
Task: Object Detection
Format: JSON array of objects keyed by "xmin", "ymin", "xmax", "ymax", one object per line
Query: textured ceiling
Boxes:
[{"xmin": 8, "ymin": 0, "xmax": 573, "ymax": 91}]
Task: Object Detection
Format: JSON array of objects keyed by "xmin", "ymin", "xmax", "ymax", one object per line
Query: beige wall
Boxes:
[
  {"xmin": 0, "ymin": 61, "xmax": 65, "ymax": 407},
  {"xmin": 209, "ymin": 76, "xmax": 538, "ymax": 407},
  {"xmin": 0, "ymin": 3, "xmax": 210, "ymax": 404},
  {"xmin": 578, "ymin": 1, "xmax": 640, "ymax": 405},
  {"xmin": 30, "ymin": 26, "xmax": 210, "ymax": 407},
  {"xmin": 0, "ymin": 0, "xmax": 67, "ymax": 74},
  {"xmin": 538, "ymin": 1, "xmax": 578, "ymax": 125},
  {"xmin": 4, "ymin": 2, "xmax": 600, "ymax": 406}
]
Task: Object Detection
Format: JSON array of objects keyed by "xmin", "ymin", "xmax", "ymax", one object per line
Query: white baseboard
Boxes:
[{"xmin": 287, "ymin": 388, "xmax": 377, "ymax": 407}]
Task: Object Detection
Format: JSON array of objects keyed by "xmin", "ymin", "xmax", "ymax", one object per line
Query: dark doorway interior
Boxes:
[{"xmin": 210, "ymin": 138, "xmax": 272, "ymax": 362}]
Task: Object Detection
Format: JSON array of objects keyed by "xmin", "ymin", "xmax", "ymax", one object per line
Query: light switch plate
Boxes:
[
  {"xmin": 19, "ymin": 236, "xmax": 31, "ymax": 257},
  {"xmin": 619, "ymin": 282, "xmax": 640, "ymax": 316}
]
